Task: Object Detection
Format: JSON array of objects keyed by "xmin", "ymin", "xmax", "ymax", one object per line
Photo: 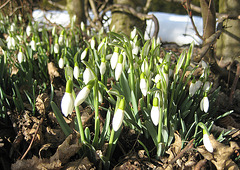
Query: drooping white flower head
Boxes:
[
  {"xmin": 141, "ymin": 58, "xmax": 149, "ymax": 76},
  {"xmin": 7, "ymin": 35, "xmax": 16, "ymax": 49},
  {"xmin": 61, "ymin": 80, "xmax": 74, "ymax": 117},
  {"xmin": 74, "ymin": 80, "xmax": 94, "ymax": 107},
  {"xmin": 73, "ymin": 63, "xmax": 80, "ymax": 80},
  {"xmin": 81, "ymin": 48, "xmax": 88, "ymax": 60},
  {"xmin": 98, "ymin": 90, "xmax": 103, "ymax": 104},
  {"xmin": 203, "ymin": 129, "xmax": 213, "ymax": 153},
  {"xmin": 54, "ymin": 43, "xmax": 59, "ymax": 54},
  {"xmin": 130, "ymin": 27, "xmax": 137, "ymax": 39},
  {"xmin": 100, "ymin": 60, "xmax": 106, "ymax": 76},
  {"xmin": 30, "ymin": 37, "xmax": 37, "ymax": 51},
  {"xmin": 112, "ymin": 98, "xmax": 125, "ymax": 131},
  {"xmin": 189, "ymin": 80, "xmax": 202, "ymax": 97},
  {"xmin": 58, "ymin": 57, "xmax": 64, "ymax": 69},
  {"xmin": 83, "ymin": 67, "xmax": 94, "ymax": 84},
  {"xmin": 81, "ymin": 21, "xmax": 85, "ymax": 32},
  {"xmin": 90, "ymin": 37, "xmax": 95, "ymax": 49},
  {"xmin": 110, "ymin": 46, "xmax": 119, "ymax": 69},
  {"xmin": 151, "ymin": 97, "xmax": 160, "ymax": 126},
  {"xmin": 26, "ymin": 25, "xmax": 32, "ymax": 37},
  {"xmin": 17, "ymin": 49, "xmax": 25, "ymax": 63},
  {"xmin": 200, "ymin": 95, "xmax": 209, "ymax": 113},
  {"xmin": 115, "ymin": 54, "xmax": 123, "ymax": 81},
  {"xmin": 52, "ymin": 26, "xmax": 56, "ymax": 37},
  {"xmin": 140, "ymin": 73, "xmax": 148, "ymax": 96},
  {"xmin": 203, "ymin": 81, "xmax": 211, "ymax": 92},
  {"xmin": 58, "ymin": 30, "xmax": 65, "ymax": 46}
]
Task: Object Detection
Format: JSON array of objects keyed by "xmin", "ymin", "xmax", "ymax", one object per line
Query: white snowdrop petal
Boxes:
[
  {"xmin": 200, "ymin": 96, "xmax": 209, "ymax": 113},
  {"xmin": 151, "ymin": 106, "xmax": 160, "ymax": 126},
  {"xmin": 203, "ymin": 134, "xmax": 213, "ymax": 153},
  {"xmin": 61, "ymin": 92, "xmax": 74, "ymax": 117},
  {"xmin": 115, "ymin": 63, "xmax": 123, "ymax": 81},
  {"xmin": 74, "ymin": 87, "xmax": 90, "ymax": 106},
  {"xmin": 58, "ymin": 58, "xmax": 64, "ymax": 69},
  {"xmin": 73, "ymin": 66, "xmax": 80, "ymax": 80},
  {"xmin": 112, "ymin": 109, "xmax": 124, "ymax": 131},
  {"xmin": 140, "ymin": 79, "xmax": 147, "ymax": 96},
  {"xmin": 110, "ymin": 52, "xmax": 118, "ymax": 69}
]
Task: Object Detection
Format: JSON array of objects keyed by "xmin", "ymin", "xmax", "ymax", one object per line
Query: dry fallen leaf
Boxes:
[
  {"xmin": 197, "ymin": 134, "xmax": 240, "ymax": 170},
  {"xmin": 12, "ymin": 133, "xmax": 82, "ymax": 170}
]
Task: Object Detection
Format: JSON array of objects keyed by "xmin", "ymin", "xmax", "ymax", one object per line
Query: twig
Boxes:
[
  {"xmin": 100, "ymin": 4, "xmax": 159, "ymax": 38},
  {"xmin": 229, "ymin": 63, "xmax": 240, "ymax": 106},
  {"xmin": 47, "ymin": 0, "xmax": 66, "ymax": 10},
  {"xmin": 0, "ymin": 0, "xmax": 10, "ymax": 9},
  {"xmin": 143, "ymin": 0, "xmax": 152, "ymax": 13},
  {"xmin": 168, "ymin": 139, "xmax": 194, "ymax": 165},
  {"xmin": 89, "ymin": 0, "xmax": 103, "ymax": 29},
  {"xmin": 98, "ymin": 0, "xmax": 110, "ymax": 13},
  {"xmin": 21, "ymin": 117, "xmax": 43, "ymax": 160}
]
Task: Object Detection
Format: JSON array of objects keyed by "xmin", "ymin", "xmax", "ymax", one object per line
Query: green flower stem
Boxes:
[
  {"xmin": 72, "ymin": 90, "xmax": 86, "ymax": 143},
  {"xmin": 106, "ymin": 129, "xmax": 115, "ymax": 161},
  {"xmin": 92, "ymin": 79, "xmax": 100, "ymax": 147},
  {"xmin": 157, "ymin": 108, "xmax": 163, "ymax": 144},
  {"xmin": 146, "ymin": 79, "xmax": 150, "ymax": 109}
]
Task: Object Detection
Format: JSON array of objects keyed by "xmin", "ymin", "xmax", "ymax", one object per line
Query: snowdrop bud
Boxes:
[
  {"xmin": 110, "ymin": 47, "xmax": 119, "ymax": 69},
  {"xmin": 189, "ymin": 80, "xmax": 202, "ymax": 97},
  {"xmin": 52, "ymin": 26, "xmax": 56, "ymax": 37},
  {"xmin": 73, "ymin": 63, "xmax": 80, "ymax": 80},
  {"xmin": 140, "ymin": 73, "xmax": 147, "ymax": 96},
  {"xmin": 203, "ymin": 129, "xmax": 213, "ymax": 153},
  {"xmin": 98, "ymin": 91, "xmax": 103, "ymax": 104},
  {"xmin": 81, "ymin": 21, "xmax": 85, "ymax": 32},
  {"xmin": 58, "ymin": 57, "xmax": 64, "ymax": 69},
  {"xmin": 54, "ymin": 38, "xmax": 59, "ymax": 54},
  {"xmin": 30, "ymin": 37, "xmax": 37, "ymax": 51},
  {"xmin": 83, "ymin": 67, "xmax": 94, "ymax": 84},
  {"xmin": 141, "ymin": 59, "xmax": 149, "ymax": 76},
  {"xmin": 112, "ymin": 98, "xmax": 125, "ymax": 131},
  {"xmin": 203, "ymin": 81, "xmax": 211, "ymax": 92},
  {"xmin": 151, "ymin": 97, "xmax": 160, "ymax": 126},
  {"xmin": 106, "ymin": 54, "xmax": 112, "ymax": 60},
  {"xmin": 132, "ymin": 45, "xmax": 139, "ymax": 56},
  {"xmin": 100, "ymin": 59, "xmax": 106, "ymax": 76},
  {"xmin": 115, "ymin": 54, "xmax": 123, "ymax": 81},
  {"xmin": 58, "ymin": 30, "xmax": 65, "ymax": 46},
  {"xmin": 17, "ymin": 48, "xmax": 25, "ymax": 63},
  {"xmin": 200, "ymin": 95, "xmax": 209, "ymax": 113},
  {"xmin": 130, "ymin": 27, "xmax": 137, "ymax": 39},
  {"xmin": 81, "ymin": 48, "xmax": 88, "ymax": 60},
  {"xmin": 61, "ymin": 80, "xmax": 74, "ymax": 117},
  {"xmin": 74, "ymin": 80, "xmax": 94, "ymax": 106},
  {"xmin": 7, "ymin": 34, "xmax": 15, "ymax": 49},
  {"xmin": 90, "ymin": 37, "xmax": 95, "ymax": 49},
  {"xmin": 154, "ymin": 74, "xmax": 161, "ymax": 84},
  {"xmin": 10, "ymin": 23, "xmax": 15, "ymax": 32},
  {"xmin": 26, "ymin": 25, "xmax": 32, "ymax": 37}
]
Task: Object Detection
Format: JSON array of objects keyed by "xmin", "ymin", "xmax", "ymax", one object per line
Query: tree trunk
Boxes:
[
  {"xmin": 216, "ymin": 0, "xmax": 240, "ymax": 63},
  {"xmin": 110, "ymin": 0, "xmax": 146, "ymax": 36},
  {"xmin": 200, "ymin": 0, "xmax": 216, "ymax": 65},
  {"xmin": 67, "ymin": 0, "xmax": 86, "ymax": 24}
]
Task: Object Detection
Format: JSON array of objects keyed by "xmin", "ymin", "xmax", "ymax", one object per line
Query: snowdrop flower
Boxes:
[
  {"xmin": 203, "ymin": 81, "xmax": 211, "ymax": 92},
  {"xmin": 83, "ymin": 67, "xmax": 94, "ymax": 84},
  {"xmin": 58, "ymin": 57, "xmax": 64, "ymax": 69},
  {"xmin": 203, "ymin": 129, "xmax": 213, "ymax": 153},
  {"xmin": 65, "ymin": 65, "xmax": 73, "ymax": 80},
  {"xmin": 130, "ymin": 27, "xmax": 137, "ymax": 39},
  {"xmin": 73, "ymin": 63, "xmax": 80, "ymax": 80},
  {"xmin": 81, "ymin": 48, "xmax": 88, "ymax": 60},
  {"xmin": 61, "ymin": 80, "xmax": 74, "ymax": 117},
  {"xmin": 200, "ymin": 95, "xmax": 209, "ymax": 113},
  {"xmin": 10, "ymin": 23, "xmax": 15, "ymax": 32},
  {"xmin": 26, "ymin": 25, "xmax": 32, "ymax": 37},
  {"xmin": 75, "ymin": 80, "xmax": 94, "ymax": 107},
  {"xmin": 140, "ymin": 73, "xmax": 148, "ymax": 96},
  {"xmin": 141, "ymin": 58, "xmax": 149, "ymax": 76},
  {"xmin": 30, "ymin": 37, "xmax": 37, "ymax": 51},
  {"xmin": 17, "ymin": 48, "xmax": 25, "ymax": 63},
  {"xmin": 90, "ymin": 37, "xmax": 95, "ymax": 49},
  {"xmin": 112, "ymin": 98, "xmax": 125, "ymax": 131},
  {"xmin": 189, "ymin": 80, "xmax": 202, "ymax": 97},
  {"xmin": 7, "ymin": 34, "xmax": 15, "ymax": 49},
  {"xmin": 115, "ymin": 54, "xmax": 123, "ymax": 81},
  {"xmin": 110, "ymin": 46, "xmax": 119, "ymax": 69},
  {"xmin": 151, "ymin": 97, "xmax": 160, "ymax": 126},
  {"xmin": 81, "ymin": 21, "xmax": 85, "ymax": 32},
  {"xmin": 106, "ymin": 54, "xmax": 112, "ymax": 60},
  {"xmin": 98, "ymin": 37, "xmax": 106, "ymax": 52},
  {"xmin": 58, "ymin": 30, "xmax": 65, "ymax": 46},
  {"xmin": 153, "ymin": 74, "xmax": 161, "ymax": 83},
  {"xmin": 54, "ymin": 38, "xmax": 59, "ymax": 54},
  {"xmin": 132, "ymin": 45, "xmax": 139, "ymax": 56},
  {"xmin": 100, "ymin": 58, "xmax": 106, "ymax": 76},
  {"xmin": 52, "ymin": 26, "xmax": 56, "ymax": 37}
]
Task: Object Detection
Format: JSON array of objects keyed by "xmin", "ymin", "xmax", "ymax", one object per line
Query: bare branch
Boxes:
[
  {"xmin": 89, "ymin": 0, "xmax": 102, "ymax": 28},
  {"xmin": 47, "ymin": 0, "xmax": 66, "ymax": 10},
  {"xmin": 0, "ymin": 0, "xmax": 10, "ymax": 9},
  {"xmin": 98, "ymin": 0, "xmax": 110, "ymax": 13},
  {"xmin": 100, "ymin": 4, "xmax": 159, "ymax": 39},
  {"xmin": 143, "ymin": 0, "xmax": 152, "ymax": 13}
]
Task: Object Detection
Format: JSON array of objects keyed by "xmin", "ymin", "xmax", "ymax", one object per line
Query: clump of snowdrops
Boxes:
[{"xmin": 0, "ymin": 12, "xmax": 232, "ymax": 168}]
